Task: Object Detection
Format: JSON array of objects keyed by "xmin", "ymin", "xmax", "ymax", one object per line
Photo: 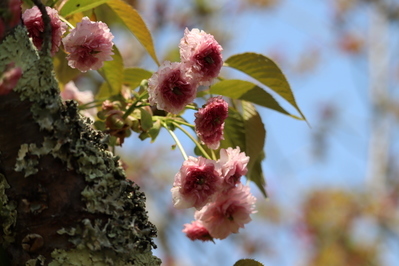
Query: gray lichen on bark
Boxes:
[{"xmin": 0, "ymin": 26, "xmax": 161, "ymax": 265}]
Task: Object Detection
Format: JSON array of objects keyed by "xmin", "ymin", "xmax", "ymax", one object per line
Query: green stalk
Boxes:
[
  {"xmin": 162, "ymin": 122, "xmax": 188, "ymax": 160},
  {"xmin": 59, "ymin": 16, "xmax": 74, "ymax": 29},
  {"xmin": 172, "ymin": 122, "xmax": 211, "ymax": 160}
]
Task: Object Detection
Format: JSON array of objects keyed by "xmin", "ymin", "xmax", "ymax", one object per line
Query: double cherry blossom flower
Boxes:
[
  {"xmin": 172, "ymin": 147, "xmax": 256, "ymax": 241},
  {"xmin": 195, "ymin": 96, "xmax": 228, "ymax": 149},
  {"xmin": 22, "ymin": 6, "xmax": 67, "ymax": 56},
  {"xmin": 62, "ymin": 17, "xmax": 114, "ymax": 72}
]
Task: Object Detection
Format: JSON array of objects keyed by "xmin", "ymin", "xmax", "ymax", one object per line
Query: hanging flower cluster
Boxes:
[
  {"xmin": 173, "ymin": 147, "xmax": 257, "ymax": 241},
  {"xmin": 22, "ymin": 6, "xmax": 114, "ymax": 72},
  {"xmin": 18, "ymin": 5, "xmax": 260, "ymax": 243},
  {"xmin": 148, "ymin": 28, "xmax": 223, "ymax": 114}
]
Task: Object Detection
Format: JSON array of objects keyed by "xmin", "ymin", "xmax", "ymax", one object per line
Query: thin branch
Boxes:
[{"xmin": 31, "ymin": 0, "xmax": 52, "ymax": 56}]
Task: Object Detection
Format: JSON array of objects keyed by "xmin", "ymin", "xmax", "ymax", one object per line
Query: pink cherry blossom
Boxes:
[
  {"xmin": 0, "ymin": 62, "xmax": 22, "ymax": 96},
  {"xmin": 22, "ymin": 6, "xmax": 66, "ymax": 56},
  {"xmin": 62, "ymin": 17, "xmax": 114, "ymax": 72},
  {"xmin": 148, "ymin": 61, "xmax": 197, "ymax": 114},
  {"xmin": 194, "ymin": 183, "xmax": 256, "ymax": 240},
  {"xmin": 182, "ymin": 221, "xmax": 213, "ymax": 242},
  {"xmin": 219, "ymin": 147, "xmax": 249, "ymax": 189},
  {"xmin": 171, "ymin": 156, "xmax": 222, "ymax": 210},
  {"xmin": 195, "ymin": 97, "xmax": 228, "ymax": 149},
  {"xmin": 179, "ymin": 28, "xmax": 223, "ymax": 86}
]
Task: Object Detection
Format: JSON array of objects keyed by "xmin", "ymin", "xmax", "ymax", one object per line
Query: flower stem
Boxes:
[
  {"xmin": 185, "ymin": 105, "xmax": 198, "ymax": 111},
  {"xmin": 210, "ymin": 149, "xmax": 217, "ymax": 161},
  {"xmin": 172, "ymin": 122, "xmax": 211, "ymax": 160},
  {"xmin": 123, "ymin": 91, "xmax": 149, "ymax": 119},
  {"xmin": 163, "ymin": 122, "xmax": 188, "ymax": 160},
  {"xmin": 173, "ymin": 119, "xmax": 195, "ymax": 128},
  {"xmin": 59, "ymin": 16, "xmax": 75, "ymax": 29}
]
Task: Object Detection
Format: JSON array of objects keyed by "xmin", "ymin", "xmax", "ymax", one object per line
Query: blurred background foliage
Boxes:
[{"xmin": 46, "ymin": 0, "xmax": 399, "ymax": 265}]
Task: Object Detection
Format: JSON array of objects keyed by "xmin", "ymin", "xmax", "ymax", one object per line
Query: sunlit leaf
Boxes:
[
  {"xmin": 97, "ymin": 46, "xmax": 124, "ymax": 98},
  {"xmin": 225, "ymin": 53, "xmax": 306, "ymax": 121},
  {"xmin": 53, "ymin": 50, "xmax": 81, "ymax": 88},
  {"xmin": 196, "ymin": 88, "xmax": 210, "ymax": 98},
  {"xmin": 249, "ymin": 151, "xmax": 267, "ymax": 197},
  {"xmin": 107, "ymin": 0, "xmax": 159, "ymax": 65},
  {"xmin": 148, "ymin": 119, "xmax": 161, "ymax": 142},
  {"xmin": 219, "ymin": 107, "xmax": 246, "ymax": 151},
  {"xmin": 96, "ymin": 82, "xmax": 111, "ymax": 100},
  {"xmin": 210, "ymin": 79, "xmax": 301, "ymax": 119},
  {"xmin": 139, "ymin": 107, "xmax": 153, "ymax": 131},
  {"xmin": 60, "ymin": 0, "xmax": 110, "ymax": 17},
  {"xmin": 124, "ymin": 68, "xmax": 152, "ymax": 89},
  {"xmin": 242, "ymin": 101, "xmax": 267, "ymax": 197},
  {"xmin": 234, "ymin": 258, "xmax": 264, "ymax": 266}
]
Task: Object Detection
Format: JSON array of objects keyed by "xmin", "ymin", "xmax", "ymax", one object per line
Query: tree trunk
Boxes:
[{"xmin": 0, "ymin": 26, "xmax": 160, "ymax": 265}]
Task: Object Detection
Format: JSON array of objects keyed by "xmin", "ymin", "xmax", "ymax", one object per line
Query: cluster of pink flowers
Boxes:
[
  {"xmin": 172, "ymin": 147, "xmax": 256, "ymax": 241},
  {"xmin": 22, "ymin": 6, "xmax": 114, "ymax": 72},
  {"xmin": 148, "ymin": 28, "xmax": 223, "ymax": 114}
]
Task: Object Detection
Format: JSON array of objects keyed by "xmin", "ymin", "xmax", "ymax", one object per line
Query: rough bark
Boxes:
[{"xmin": 0, "ymin": 25, "xmax": 160, "ymax": 265}]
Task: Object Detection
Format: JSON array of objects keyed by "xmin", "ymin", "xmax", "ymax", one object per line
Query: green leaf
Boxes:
[
  {"xmin": 148, "ymin": 119, "xmax": 161, "ymax": 142},
  {"xmin": 107, "ymin": 0, "xmax": 159, "ymax": 65},
  {"xmin": 210, "ymin": 79, "xmax": 301, "ymax": 119},
  {"xmin": 53, "ymin": 50, "xmax": 81, "ymax": 87},
  {"xmin": 225, "ymin": 53, "xmax": 306, "ymax": 121},
  {"xmin": 96, "ymin": 82, "xmax": 111, "ymax": 100},
  {"xmin": 219, "ymin": 107, "xmax": 246, "ymax": 151},
  {"xmin": 242, "ymin": 101, "xmax": 267, "ymax": 198},
  {"xmin": 248, "ymin": 151, "xmax": 267, "ymax": 198},
  {"xmin": 60, "ymin": 0, "xmax": 110, "ymax": 17},
  {"xmin": 196, "ymin": 89, "xmax": 210, "ymax": 98},
  {"xmin": 234, "ymin": 259, "xmax": 264, "ymax": 266},
  {"xmin": 123, "ymin": 68, "xmax": 152, "ymax": 89},
  {"xmin": 98, "ymin": 46, "xmax": 124, "ymax": 97},
  {"xmin": 139, "ymin": 108, "xmax": 153, "ymax": 131}
]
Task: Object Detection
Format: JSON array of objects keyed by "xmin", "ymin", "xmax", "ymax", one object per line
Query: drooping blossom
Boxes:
[
  {"xmin": 182, "ymin": 221, "xmax": 213, "ymax": 242},
  {"xmin": 148, "ymin": 61, "xmax": 197, "ymax": 114},
  {"xmin": 194, "ymin": 183, "xmax": 256, "ymax": 240},
  {"xmin": 171, "ymin": 156, "xmax": 222, "ymax": 210},
  {"xmin": 60, "ymin": 81, "xmax": 96, "ymax": 119},
  {"xmin": 179, "ymin": 28, "xmax": 223, "ymax": 86},
  {"xmin": 219, "ymin": 147, "xmax": 249, "ymax": 189},
  {"xmin": 194, "ymin": 97, "xmax": 228, "ymax": 149},
  {"xmin": 22, "ymin": 6, "xmax": 66, "ymax": 56},
  {"xmin": 62, "ymin": 17, "xmax": 114, "ymax": 72},
  {"xmin": 0, "ymin": 62, "xmax": 22, "ymax": 96}
]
